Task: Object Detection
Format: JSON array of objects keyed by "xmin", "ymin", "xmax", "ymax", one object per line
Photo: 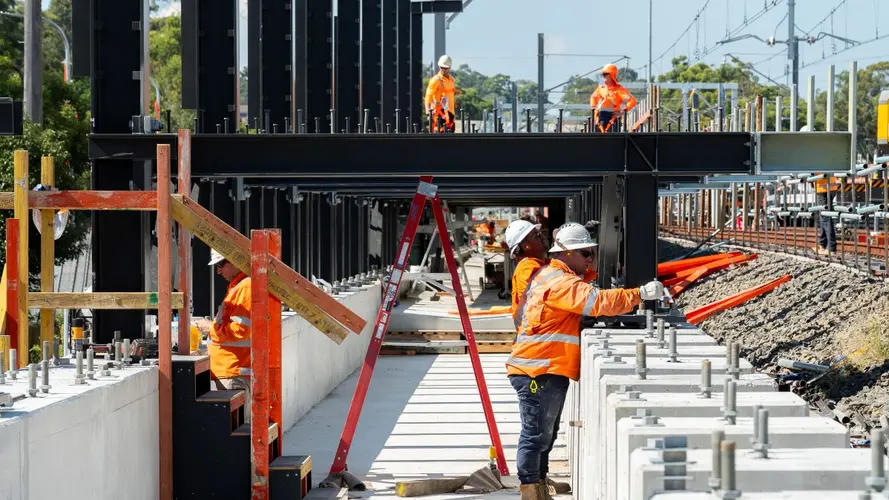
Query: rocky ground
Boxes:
[{"xmin": 659, "ymin": 237, "xmax": 889, "ymax": 437}]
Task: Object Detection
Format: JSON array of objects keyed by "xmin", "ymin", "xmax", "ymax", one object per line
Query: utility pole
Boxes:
[
  {"xmin": 787, "ymin": 0, "xmax": 799, "ymax": 91},
  {"xmin": 537, "ymin": 33, "xmax": 544, "ymax": 133},
  {"xmin": 647, "ymin": 0, "xmax": 653, "ymax": 85},
  {"xmin": 24, "ymin": 0, "xmax": 43, "ymax": 124}
]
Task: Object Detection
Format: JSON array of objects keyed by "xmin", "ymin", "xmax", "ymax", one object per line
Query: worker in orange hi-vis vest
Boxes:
[
  {"xmin": 207, "ymin": 248, "xmax": 253, "ymax": 421},
  {"xmin": 507, "ymin": 223, "xmax": 664, "ymax": 499},
  {"xmin": 425, "ymin": 55, "xmax": 458, "ymax": 132},
  {"xmin": 589, "ymin": 63, "xmax": 637, "ymax": 133}
]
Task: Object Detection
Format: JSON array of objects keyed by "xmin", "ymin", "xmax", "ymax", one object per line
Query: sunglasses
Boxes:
[
  {"xmin": 215, "ymin": 260, "xmax": 228, "ymax": 270},
  {"xmin": 574, "ymin": 249, "xmax": 595, "ymax": 259}
]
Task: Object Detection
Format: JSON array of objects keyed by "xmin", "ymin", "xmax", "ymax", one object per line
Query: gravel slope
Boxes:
[{"xmin": 659, "ymin": 237, "xmax": 889, "ymax": 436}]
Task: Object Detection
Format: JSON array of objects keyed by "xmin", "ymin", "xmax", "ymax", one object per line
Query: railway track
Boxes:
[{"xmin": 662, "ymin": 225, "xmax": 889, "ymax": 277}]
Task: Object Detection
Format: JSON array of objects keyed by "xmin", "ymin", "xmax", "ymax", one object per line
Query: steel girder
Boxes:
[{"xmin": 88, "ymin": 132, "xmax": 754, "ymax": 178}]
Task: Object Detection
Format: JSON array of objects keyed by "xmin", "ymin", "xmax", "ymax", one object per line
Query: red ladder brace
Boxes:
[{"xmin": 329, "ymin": 176, "xmax": 509, "ymax": 476}]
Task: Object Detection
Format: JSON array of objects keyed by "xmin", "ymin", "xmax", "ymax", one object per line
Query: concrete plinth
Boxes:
[
  {"xmin": 585, "ymin": 333, "xmax": 719, "ymax": 347},
  {"xmin": 600, "ymin": 393, "xmax": 811, "ymax": 500},
  {"xmin": 614, "ymin": 416, "xmax": 849, "ymax": 499},
  {"xmin": 629, "ymin": 448, "xmax": 875, "ymax": 500},
  {"xmin": 586, "ymin": 344, "xmax": 728, "ymax": 360}
]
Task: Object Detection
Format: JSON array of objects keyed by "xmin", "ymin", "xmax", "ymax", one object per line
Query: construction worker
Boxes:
[
  {"xmin": 507, "ymin": 223, "xmax": 664, "ymax": 499},
  {"xmin": 589, "ymin": 64, "xmax": 637, "ymax": 133},
  {"xmin": 425, "ymin": 55, "xmax": 457, "ymax": 132},
  {"xmin": 208, "ymin": 248, "xmax": 253, "ymax": 421}
]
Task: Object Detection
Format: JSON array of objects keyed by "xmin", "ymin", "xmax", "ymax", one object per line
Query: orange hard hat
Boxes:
[{"xmin": 602, "ymin": 64, "xmax": 619, "ymax": 77}]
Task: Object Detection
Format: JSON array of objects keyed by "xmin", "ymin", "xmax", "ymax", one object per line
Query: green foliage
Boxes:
[{"xmin": 150, "ymin": 14, "xmax": 196, "ymax": 130}]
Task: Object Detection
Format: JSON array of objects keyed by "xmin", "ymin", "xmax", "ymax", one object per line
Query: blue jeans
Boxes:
[{"xmin": 509, "ymin": 374, "xmax": 570, "ymax": 484}]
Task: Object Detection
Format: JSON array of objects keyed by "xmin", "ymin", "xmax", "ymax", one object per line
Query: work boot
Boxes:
[
  {"xmin": 537, "ymin": 480, "xmax": 554, "ymax": 500},
  {"xmin": 520, "ymin": 483, "xmax": 547, "ymax": 500},
  {"xmin": 544, "ymin": 477, "xmax": 572, "ymax": 494}
]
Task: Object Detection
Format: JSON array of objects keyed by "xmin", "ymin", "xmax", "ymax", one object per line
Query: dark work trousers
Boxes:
[
  {"xmin": 508, "ymin": 373, "xmax": 570, "ymax": 484},
  {"xmin": 816, "ymin": 191, "xmax": 837, "ymax": 251},
  {"xmin": 596, "ymin": 110, "xmax": 621, "ymax": 133}
]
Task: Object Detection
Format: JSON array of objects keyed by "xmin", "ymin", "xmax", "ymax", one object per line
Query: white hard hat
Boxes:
[
  {"xmin": 549, "ymin": 222, "xmax": 598, "ymax": 253},
  {"xmin": 438, "ymin": 55, "xmax": 452, "ymax": 69},
  {"xmin": 505, "ymin": 220, "xmax": 541, "ymax": 258},
  {"xmin": 208, "ymin": 248, "xmax": 225, "ymax": 266}
]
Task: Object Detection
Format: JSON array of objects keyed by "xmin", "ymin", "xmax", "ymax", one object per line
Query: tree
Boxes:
[{"xmin": 149, "ymin": 13, "xmax": 196, "ymax": 130}]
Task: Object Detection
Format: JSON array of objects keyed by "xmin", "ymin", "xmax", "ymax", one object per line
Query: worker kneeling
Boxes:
[
  {"xmin": 505, "ymin": 222, "xmax": 663, "ymax": 499},
  {"xmin": 208, "ymin": 249, "xmax": 253, "ymax": 422}
]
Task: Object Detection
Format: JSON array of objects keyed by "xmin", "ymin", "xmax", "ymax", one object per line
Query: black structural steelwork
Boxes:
[
  {"xmin": 381, "ymin": 0, "xmax": 397, "ymax": 129},
  {"xmin": 336, "ymin": 0, "xmax": 360, "ymax": 132},
  {"xmin": 89, "ymin": 133, "xmax": 754, "ymax": 178}
]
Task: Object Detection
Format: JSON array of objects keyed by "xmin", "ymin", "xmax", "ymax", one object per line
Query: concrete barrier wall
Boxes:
[
  {"xmin": 281, "ymin": 282, "xmax": 382, "ymax": 431},
  {"xmin": 0, "ymin": 366, "xmax": 159, "ymax": 500}
]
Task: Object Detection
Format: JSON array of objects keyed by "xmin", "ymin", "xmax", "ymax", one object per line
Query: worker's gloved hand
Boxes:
[{"xmin": 639, "ymin": 280, "xmax": 665, "ymax": 301}]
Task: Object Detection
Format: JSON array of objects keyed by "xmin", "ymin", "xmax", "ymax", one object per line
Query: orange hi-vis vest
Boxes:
[
  {"xmin": 210, "ymin": 272, "xmax": 252, "ymax": 380},
  {"xmin": 506, "ymin": 259, "xmax": 641, "ymax": 381},
  {"xmin": 511, "ymin": 257, "xmax": 597, "ymax": 330},
  {"xmin": 590, "ymin": 82, "xmax": 637, "ymax": 113},
  {"xmin": 425, "ymin": 71, "xmax": 456, "ymax": 112},
  {"xmin": 815, "ymin": 175, "xmax": 842, "ymax": 193}
]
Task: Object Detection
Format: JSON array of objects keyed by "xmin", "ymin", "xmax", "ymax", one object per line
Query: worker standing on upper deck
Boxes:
[
  {"xmin": 207, "ymin": 248, "xmax": 253, "ymax": 421},
  {"xmin": 507, "ymin": 223, "xmax": 664, "ymax": 499},
  {"xmin": 589, "ymin": 64, "xmax": 637, "ymax": 133},
  {"xmin": 425, "ymin": 55, "xmax": 457, "ymax": 132}
]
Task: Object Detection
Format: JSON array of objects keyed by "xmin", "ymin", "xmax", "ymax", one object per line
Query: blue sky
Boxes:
[{"xmin": 47, "ymin": 0, "xmax": 888, "ymax": 95}]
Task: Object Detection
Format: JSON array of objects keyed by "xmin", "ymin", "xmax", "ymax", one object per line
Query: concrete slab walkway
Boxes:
[{"xmin": 282, "ymin": 353, "xmax": 571, "ymax": 498}]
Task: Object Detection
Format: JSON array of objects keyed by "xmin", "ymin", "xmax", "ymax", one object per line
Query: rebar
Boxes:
[
  {"xmin": 656, "ymin": 318, "xmax": 665, "ymax": 348},
  {"xmin": 41, "ymin": 359, "xmax": 51, "ymax": 393},
  {"xmin": 42, "ymin": 340, "xmax": 50, "ymax": 362},
  {"xmin": 730, "ymin": 342, "xmax": 740, "ymax": 380},
  {"xmin": 28, "ymin": 363, "xmax": 37, "ymax": 397},
  {"xmin": 668, "ymin": 325, "xmax": 679, "ymax": 362},
  {"xmin": 601, "ymin": 339, "xmax": 609, "ymax": 350},
  {"xmin": 74, "ymin": 350, "xmax": 85, "ymax": 385},
  {"xmin": 0, "ymin": 356, "xmax": 5, "ymax": 385},
  {"xmin": 709, "ymin": 429, "xmax": 724, "ymax": 490},
  {"xmin": 866, "ymin": 427, "xmax": 886, "ymax": 492},
  {"xmin": 86, "ymin": 347, "xmax": 95, "ymax": 380},
  {"xmin": 751, "ymin": 404, "xmax": 762, "ymax": 446},
  {"xmin": 114, "ymin": 340, "xmax": 123, "ymax": 370},
  {"xmin": 699, "ymin": 359, "xmax": 712, "ymax": 398},
  {"xmin": 723, "ymin": 379, "xmax": 737, "ymax": 424},
  {"xmin": 718, "ymin": 441, "xmax": 740, "ymax": 498},
  {"xmin": 122, "ymin": 338, "xmax": 131, "ymax": 365},
  {"xmin": 52, "ymin": 338, "xmax": 60, "ymax": 366},
  {"xmin": 635, "ymin": 339, "xmax": 649, "ymax": 379},
  {"xmin": 645, "ymin": 309, "xmax": 654, "ymax": 337},
  {"xmin": 753, "ymin": 408, "xmax": 770, "ymax": 458},
  {"xmin": 8, "ymin": 349, "xmax": 16, "ymax": 380}
]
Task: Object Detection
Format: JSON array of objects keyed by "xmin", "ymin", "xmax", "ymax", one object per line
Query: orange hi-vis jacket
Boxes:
[
  {"xmin": 425, "ymin": 71, "xmax": 456, "ymax": 113},
  {"xmin": 511, "ymin": 257, "xmax": 597, "ymax": 329},
  {"xmin": 507, "ymin": 259, "xmax": 641, "ymax": 381},
  {"xmin": 590, "ymin": 82, "xmax": 637, "ymax": 114},
  {"xmin": 815, "ymin": 175, "xmax": 842, "ymax": 193},
  {"xmin": 210, "ymin": 272, "xmax": 252, "ymax": 380}
]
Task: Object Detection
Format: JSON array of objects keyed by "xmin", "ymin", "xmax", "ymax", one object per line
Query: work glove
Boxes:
[{"xmin": 639, "ymin": 280, "xmax": 665, "ymax": 301}]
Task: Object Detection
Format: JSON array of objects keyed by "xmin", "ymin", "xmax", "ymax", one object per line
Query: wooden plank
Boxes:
[
  {"xmin": 250, "ymin": 230, "xmax": 271, "ymax": 499},
  {"xmin": 0, "ymin": 191, "xmax": 158, "ymax": 210},
  {"xmin": 5, "ymin": 222, "xmax": 19, "ymax": 366},
  {"xmin": 157, "ymin": 144, "xmax": 174, "ymax": 500},
  {"xmin": 170, "ymin": 195, "xmax": 359, "ymax": 344},
  {"xmin": 13, "ymin": 151, "xmax": 28, "ymax": 365},
  {"xmin": 384, "ymin": 331, "xmax": 461, "ymax": 341},
  {"xmin": 28, "ymin": 292, "xmax": 184, "ymax": 309},
  {"xmin": 40, "ymin": 156, "xmax": 55, "ymax": 346},
  {"xmin": 268, "ymin": 230, "xmax": 283, "ymax": 456},
  {"xmin": 176, "ymin": 129, "xmax": 192, "ymax": 354},
  {"xmin": 477, "ymin": 342, "xmax": 514, "ymax": 354}
]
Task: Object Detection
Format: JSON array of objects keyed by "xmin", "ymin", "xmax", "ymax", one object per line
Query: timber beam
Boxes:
[
  {"xmin": 0, "ymin": 191, "xmax": 157, "ymax": 210},
  {"xmin": 29, "ymin": 292, "xmax": 185, "ymax": 309}
]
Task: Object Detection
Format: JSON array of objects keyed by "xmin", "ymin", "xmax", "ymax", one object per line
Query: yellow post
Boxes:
[
  {"xmin": 13, "ymin": 150, "xmax": 29, "ymax": 367},
  {"xmin": 0, "ymin": 334, "xmax": 8, "ymax": 373},
  {"xmin": 40, "ymin": 156, "xmax": 55, "ymax": 348}
]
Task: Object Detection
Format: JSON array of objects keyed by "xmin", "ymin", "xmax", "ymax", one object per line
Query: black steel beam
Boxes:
[
  {"xmin": 243, "ymin": 176, "xmax": 603, "ymax": 188},
  {"xmin": 410, "ymin": 13, "xmax": 423, "ymax": 129},
  {"xmin": 293, "ymin": 0, "xmax": 308, "ymax": 123},
  {"xmin": 396, "ymin": 0, "xmax": 410, "ymax": 131},
  {"xmin": 307, "ymin": 0, "xmax": 332, "ymax": 130},
  {"xmin": 381, "ymin": 0, "xmax": 397, "ymax": 129},
  {"xmin": 360, "ymin": 0, "xmax": 381, "ymax": 129},
  {"xmin": 623, "ymin": 175, "xmax": 658, "ymax": 287},
  {"xmin": 89, "ymin": 133, "xmax": 753, "ymax": 177},
  {"xmin": 249, "ymin": 0, "xmax": 293, "ymax": 131},
  {"xmin": 411, "ymin": 0, "xmax": 463, "ymax": 13},
  {"xmin": 71, "ymin": 0, "xmax": 90, "ymax": 77},
  {"xmin": 336, "ymin": 0, "xmax": 360, "ymax": 132}
]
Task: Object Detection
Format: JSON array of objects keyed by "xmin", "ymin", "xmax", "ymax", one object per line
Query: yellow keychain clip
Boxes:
[{"xmin": 529, "ymin": 379, "xmax": 538, "ymax": 394}]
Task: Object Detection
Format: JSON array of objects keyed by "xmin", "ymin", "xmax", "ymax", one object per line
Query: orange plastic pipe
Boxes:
[
  {"xmin": 663, "ymin": 254, "xmax": 756, "ymax": 287},
  {"xmin": 658, "ymin": 252, "xmax": 743, "ymax": 277},
  {"xmin": 686, "ymin": 275, "xmax": 791, "ymax": 325}
]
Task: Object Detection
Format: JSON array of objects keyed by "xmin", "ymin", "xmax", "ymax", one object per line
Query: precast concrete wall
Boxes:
[
  {"xmin": 281, "ymin": 282, "xmax": 382, "ymax": 430},
  {"xmin": 0, "ymin": 366, "xmax": 159, "ymax": 500}
]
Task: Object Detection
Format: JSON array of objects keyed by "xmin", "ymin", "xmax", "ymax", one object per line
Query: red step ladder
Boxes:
[{"xmin": 328, "ymin": 175, "xmax": 510, "ymax": 478}]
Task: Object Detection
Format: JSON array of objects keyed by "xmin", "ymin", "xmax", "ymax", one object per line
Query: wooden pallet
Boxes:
[{"xmin": 382, "ymin": 330, "xmax": 515, "ymax": 355}]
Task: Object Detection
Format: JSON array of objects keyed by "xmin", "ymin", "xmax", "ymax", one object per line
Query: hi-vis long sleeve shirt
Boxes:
[{"xmin": 209, "ymin": 272, "xmax": 252, "ymax": 380}]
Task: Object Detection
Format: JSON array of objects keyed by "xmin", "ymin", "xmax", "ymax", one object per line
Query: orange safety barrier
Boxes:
[
  {"xmin": 662, "ymin": 253, "xmax": 757, "ymax": 288},
  {"xmin": 658, "ymin": 252, "xmax": 744, "ymax": 278},
  {"xmin": 686, "ymin": 274, "xmax": 792, "ymax": 325}
]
